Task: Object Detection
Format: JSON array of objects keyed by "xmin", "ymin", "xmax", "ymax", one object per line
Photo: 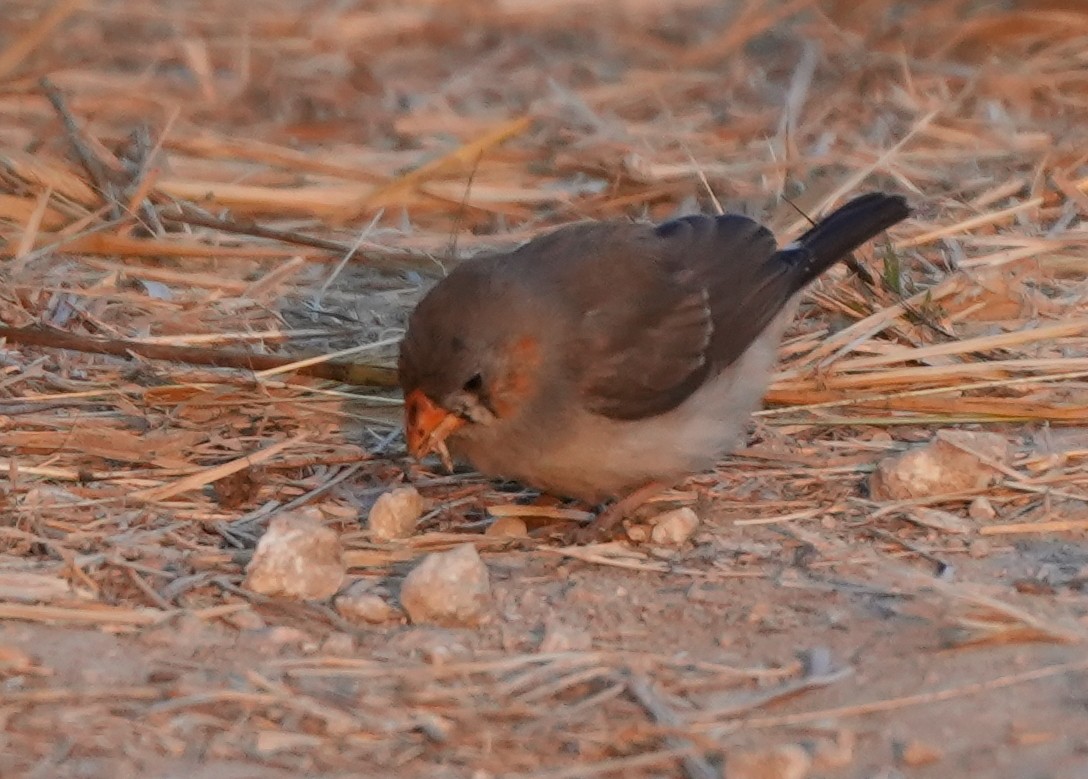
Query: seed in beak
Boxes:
[{"xmin": 404, "ymin": 389, "xmax": 464, "ymax": 472}]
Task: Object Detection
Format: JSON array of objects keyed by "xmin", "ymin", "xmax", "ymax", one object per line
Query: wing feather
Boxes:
[{"xmin": 570, "ymin": 214, "xmax": 787, "ymax": 420}]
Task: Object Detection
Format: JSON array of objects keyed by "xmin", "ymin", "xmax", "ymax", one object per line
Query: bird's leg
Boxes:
[{"xmin": 568, "ymin": 481, "xmax": 670, "ymax": 544}]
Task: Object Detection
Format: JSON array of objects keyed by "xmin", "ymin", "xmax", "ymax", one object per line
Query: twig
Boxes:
[
  {"xmin": 229, "ymin": 462, "xmax": 366, "ymax": 529},
  {"xmin": 626, "ymin": 671, "xmax": 719, "ymax": 779},
  {"xmin": 980, "ymin": 519, "xmax": 1088, "ymax": 535},
  {"xmin": 40, "ymin": 77, "xmax": 124, "ymax": 219},
  {"xmin": 160, "ymin": 206, "xmax": 442, "ymax": 276},
  {"xmin": 0, "ymin": 324, "xmax": 399, "ymax": 387},
  {"xmin": 735, "ymin": 657, "xmax": 1088, "ymax": 729}
]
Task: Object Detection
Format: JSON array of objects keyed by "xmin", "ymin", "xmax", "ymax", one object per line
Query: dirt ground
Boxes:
[{"xmin": 2, "ymin": 0, "xmax": 1088, "ymax": 777}]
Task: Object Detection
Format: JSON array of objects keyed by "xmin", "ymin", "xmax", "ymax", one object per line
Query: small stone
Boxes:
[
  {"xmin": 416, "ymin": 712, "xmax": 455, "ymax": 743},
  {"xmin": 261, "ymin": 626, "xmax": 310, "ymax": 646},
  {"xmin": 726, "ymin": 743, "xmax": 811, "ymax": 779},
  {"xmin": 335, "ymin": 581, "xmax": 397, "ymax": 624},
  {"xmin": 538, "ymin": 618, "xmax": 592, "ymax": 653},
  {"xmin": 486, "ymin": 516, "xmax": 528, "ymax": 537},
  {"xmin": 968, "ymin": 538, "xmax": 992, "ymax": 558},
  {"xmin": 650, "ymin": 507, "xmax": 700, "ymax": 546},
  {"xmin": 244, "ymin": 509, "xmax": 345, "ymax": 600},
  {"xmin": 222, "ymin": 608, "xmax": 266, "ymax": 631},
  {"xmin": 968, "ymin": 495, "xmax": 997, "ymax": 521},
  {"xmin": 368, "ymin": 486, "xmax": 424, "ymax": 540},
  {"xmin": 809, "ymin": 730, "xmax": 855, "ymax": 770},
  {"xmin": 420, "ymin": 640, "xmax": 472, "ymax": 666},
  {"xmin": 393, "ymin": 628, "xmax": 474, "ymax": 664},
  {"xmin": 870, "ymin": 430, "xmax": 1011, "ymax": 501},
  {"xmin": 625, "ymin": 524, "xmax": 650, "ymax": 542},
  {"xmin": 399, "ymin": 544, "xmax": 492, "ymax": 626},
  {"xmin": 938, "ymin": 429, "xmax": 1012, "ymax": 462},
  {"xmin": 898, "ymin": 739, "xmax": 943, "ymax": 766}
]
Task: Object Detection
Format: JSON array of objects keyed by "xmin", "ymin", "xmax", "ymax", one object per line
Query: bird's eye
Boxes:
[{"xmin": 462, "ymin": 373, "xmax": 483, "ymax": 394}]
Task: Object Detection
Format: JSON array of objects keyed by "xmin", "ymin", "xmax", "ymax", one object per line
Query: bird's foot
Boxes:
[
  {"xmin": 563, "ymin": 506, "xmax": 625, "ymax": 545},
  {"xmin": 558, "ymin": 482, "xmax": 670, "ymax": 545}
]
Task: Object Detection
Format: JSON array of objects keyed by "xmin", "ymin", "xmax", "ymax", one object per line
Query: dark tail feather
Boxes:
[{"xmin": 784, "ymin": 192, "xmax": 910, "ymax": 291}]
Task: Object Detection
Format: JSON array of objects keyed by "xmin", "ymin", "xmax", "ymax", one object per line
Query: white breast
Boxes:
[{"xmin": 454, "ymin": 306, "xmax": 795, "ymax": 502}]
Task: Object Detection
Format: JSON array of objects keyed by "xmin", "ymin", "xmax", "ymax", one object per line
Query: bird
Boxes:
[{"xmin": 398, "ymin": 192, "xmax": 911, "ymax": 540}]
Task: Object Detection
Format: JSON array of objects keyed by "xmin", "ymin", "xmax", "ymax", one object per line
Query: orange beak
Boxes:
[{"xmin": 404, "ymin": 389, "xmax": 465, "ymax": 470}]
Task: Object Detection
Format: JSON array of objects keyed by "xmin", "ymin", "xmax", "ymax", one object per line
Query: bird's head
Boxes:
[{"xmin": 397, "ymin": 263, "xmax": 544, "ymax": 468}]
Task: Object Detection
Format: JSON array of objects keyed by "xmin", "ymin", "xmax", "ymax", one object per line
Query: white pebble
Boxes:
[
  {"xmin": 399, "ymin": 544, "xmax": 492, "ymax": 626},
  {"xmin": 420, "ymin": 640, "xmax": 473, "ymax": 666},
  {"xmin": 368, "ymin": 486, "xmax": 424, "ymax": 540},
  {"xmin": 870, "ymin": 431, "xmax": 1010, "ymax": 501},
  {"xmin": 538, "ymin": 618, "xmax": 592, "ymax": 653},
  {"xmin": 224, "ymin": 609, "xmax": 266, "ymax": 631},
  {"xmin": 968, "ymin": 495, "xmax": 997, "ymax": 521},
  {"xmin": 485, "ymin": 516, "xmax": 528, "ymax": 537},
  {"xmin": 650, "ymin": 507, "xmax": 700, "ymax": 546},
  {"xmin": 321, "ymin": 632, "xmax": 357, "ymax": 655},
  {"xmin": 244, "ymin": 509, "xmax": 345, "ymax": 600},
  {"xmin": 335, "ymin": 581, "xmax": 397, "ymax": 624}
]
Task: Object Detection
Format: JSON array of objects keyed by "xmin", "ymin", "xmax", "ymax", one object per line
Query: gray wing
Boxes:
[{"xmin": 568, "ymin": 214, "xmax": 795, "ymax": 421}]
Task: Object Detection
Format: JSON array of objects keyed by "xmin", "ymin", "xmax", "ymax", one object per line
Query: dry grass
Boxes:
[{"xmin": 1, "ymin": 0, "xmax": 1088, "ymax": 776}]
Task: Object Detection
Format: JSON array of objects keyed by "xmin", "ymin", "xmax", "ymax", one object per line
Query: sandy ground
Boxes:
[
  {"xmin": 3, "ymin": 514, "xmax": 1088, "ymax": 778},
  {"xmin": 2, "ymin": 0, "xmax": 1088, "ymax": 777}
]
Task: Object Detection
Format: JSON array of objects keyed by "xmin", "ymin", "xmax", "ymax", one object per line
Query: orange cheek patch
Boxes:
[{"xmin": 490, "ymin": 336, "xmax": 541, "ymax": 418}]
